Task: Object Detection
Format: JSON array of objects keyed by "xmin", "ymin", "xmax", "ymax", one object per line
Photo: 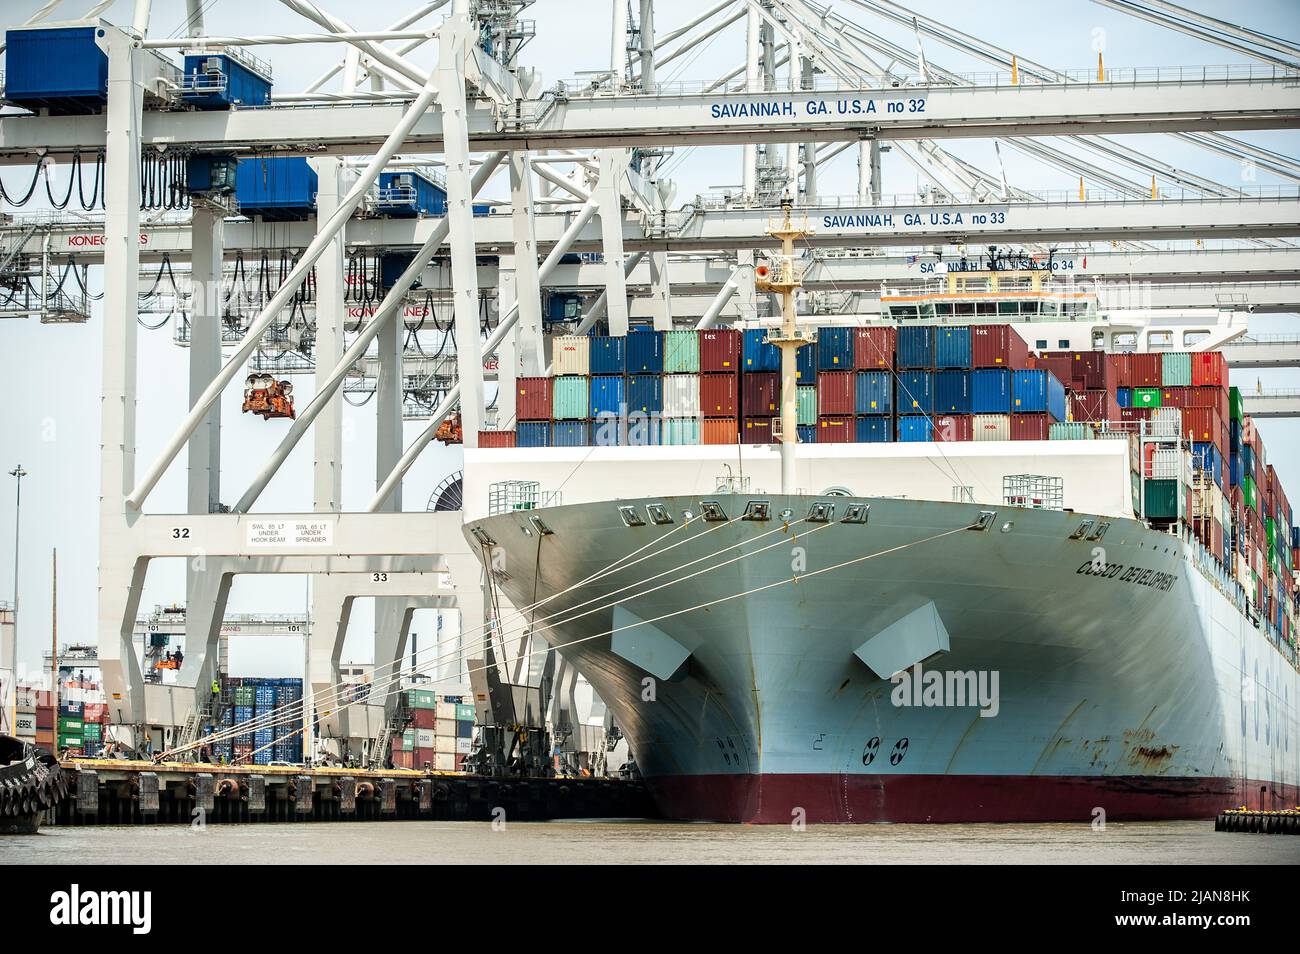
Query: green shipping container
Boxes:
[
  {"xmin": 83, "ymin": 722, "xmax": 102, "ymax": 740},
  {"xmin": 1243, "ymin": 475, "xmax": 1258, "ymax": 511},
  {"xmin": 1133, "ymin": 387, "xmax": 1162, "ymax": 408},
  {"xmin": 1229, "ymin": 386, "xmax": 1244, "ymax": 423},
  {"xmin": 551, "ymin": 375, "xmax": 589, "ymax": 420},
  {"xmin": 59, "ymin": 734, "xmax": 84, "ymax": 749},
  {"xmin": 234, "ymin": 685, "xmax": 255, "ymax": 706},
  {"xmin": 661, "ymin": 418, "xmax": 700, "ymax": 445},
  {"xmin": 797, "ymin": 386, "xmax": 817, "ymax": 426},
  {"xmin": 406, "ymin": 689, "xmax": 436, "ymax": 710},
  {"xmin": 662, "ymin": 330, "xmax": 700, "ymax": 373},
  {"xmin": 1143, "ymin": 478, "xmax": 1180, "ymax": 519},
  {"xmin": 1161, "ymin": 351, "xmax": 1192, "ymax": 387},
  {"xmin": 1266, "ymin": 517, "xmax": 1276, "ymax": 549},
  {"xmin": 403, "ymin": 729, "xmax": 416, "ymax": 746},
  {"xmin": 1049, "ymin": 422, "xmax": 1093, "ymax": 440},
  {"xmin": 58, "ymin": 717, "xmax": 83, "ymax": 733},
  {"xmin": 456, "ymin": 703, "xmax": 476, "ymax": 722}
]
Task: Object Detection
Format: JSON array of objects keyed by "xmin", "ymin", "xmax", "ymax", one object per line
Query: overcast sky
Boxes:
[{"xmin": 1, "ymin": 0, "xmax": 1299, "ymax": 677}]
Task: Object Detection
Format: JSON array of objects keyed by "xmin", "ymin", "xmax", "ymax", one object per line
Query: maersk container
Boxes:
[
  {"xmin": 551, "ymin": 335, "xmax": 590, "ymax": 375},
  {"xmin": 588, "ymin": 335, "xmax": 626, "ymax": 375},
  {"xmin": 970, "ymin": 368, "xmax": 1012, "ymax": 414},
  {"xmin": 661, "ymin": 418, "xmax": 700, "ymax": 445},
  {"xmin": 550, "ymin": 421, "xmax": 589, "ymax": 447},
  {"xmin": 588, "ymin": 376, "xmax": 624, "ymax": 417},
  {"xmin": 516, "ymin": 422, "xmax": 549, "ymax": 447},
  {"xmin": 972, "ymin": 414, "xmax": 1010, "ymax": 441},
  {"xmin": 935, "ymin": 326, "xmax": 972, "ymax": 369},
  {"xmin": 662, "ymin": 374, "xmax": 700, "ymax": 418},
  {"xmin": 817, "ymin": 326, "xmax": 854, "ymax": 370},
  {"xmin": 235, "ymin": 157, "xmax": 318, "ymax": 221},
  {"xmin": 4, "ymin": 27, "xmax": 108, "ymax": 114},
  {"xmin": 742, "ymin": 328, "xmax": 779, "ymax": 371},
  {"xmin": 1162, "ymin": 351, "xmax": 1192, "ymax": 387},
  {"xmin": 626, "ymin": 327, "xmax": 664, "ymax": 373},
  {"xmin": 797, "ymin": 386, "xmax": 817, "ymax": 426},
  {"xmin": 897, "ymin": 414, "xmax": 933, "ymax": 442},
  {"xmin": 1010, "ymin": 369, "xmax": 1066, "ymax": 421},
  {"xmin": 897, "ymin": 326, "xmax": 934, "ymax": 369},
  {"xmin": 856, "ymin": 416, "xmax": 890, "ymax": 443},
  {"xmin": 855, "ymin": 371, "xmax": 892, "ymax": 416},
  {"xmin": 897, "ymin": 370, "xmax": 933, "ymax": 414},
  {"xmin": 182, "ymin": 52, "xmax": 273, "ymax": 109},
  {"xmin": 626, "ymin": 375, "xmax": 663, "ymax": 415},
  {"xmin": 663, "ymin": 330, "xmax": 701, "ymax": 373},
  {"xmin": 934, "ymin": 370, "xmax": 971, "ymax": 414},
  {"xmin": 375, "ymin": 170, "xmax": 446, "ymax": 217},
  {"xmin": 552, "ymin": 376, "xmax": 589, "ymax": 419}
]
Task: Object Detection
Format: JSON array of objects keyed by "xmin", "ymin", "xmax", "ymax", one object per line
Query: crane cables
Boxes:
[{"xmin": 0, "ymin": 151, "xmax": 105, "ymax": 210}]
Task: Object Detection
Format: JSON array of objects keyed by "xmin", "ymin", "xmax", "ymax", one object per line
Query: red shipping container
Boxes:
[
  {"xmin": 816, "ymin": 415, "xmax": 854, "ymax": 443},
  {"xmin": 410, "ymin": 708, "xmax": 435, "ymax": 729},
  {"xmin": 741, "ymin": 417, "xmax": 773, "ymax": 443},
  {"xmin": 1182, "ymin": 407, "xmax": 1225, "ymax": 454},
  {"xmin": 971, "ymin": 324, "xmax": 1029, "ymax": 369},
  {"xmin": 454, "ymin": 754, "xmax": 468, "ymax": 772},
  {"xmin": 1069, "ymin": 390, "xmax": 1119, "ymax": 423},
  {"xmin": 393, "ymin": 750, "xmax": 414, "ymax": 770},
  {"xmin": 1160, "ymin": 386, "xmax": 1189, "ymax": 408},
  {"xmin": 1120, "ymin": 406, "xmax": 1152, "ymax": 424},
  {"xmin": 1107, "ymin": 353, "xmax": 1132, "ymax": 388},
  {"xmin": 700, "ymin": 329, "xmax": 741, "ymax": 372},
  {"xmin": 413, "ymin": 747, "xmax": 435, "ymax": 769},
  {"xmin": 1032, "ymin": 352, "xmax": 1075, "ymax": 388},
  {"xmin": 1072, "ymin": 351, "xmax": 1108, "ymax": 390},
  {"xmin": 478, "ymin": 429, "xmax": 516, "ymax": 448},
  {"xmin": 1192, "ymin": 351, "xmax": 1227, "ymax": 387},
  {"xmin": 853, "ymin": 326, "xmax": 896, "ymax": 370},
  {"xmin": 1186, "ymin": 385, "xmax": 1230, "ymax": 427},
  {"xmin": 83, "ymin": 703, "xmax": 106, "ymax": 723},
  {"xmin": 1010, "ymin": 413, "xmax": 1050, "ymax": 440},
  {"xmin": 742, "ymin": 372, "xmax": 779, "ymax": 417},
  {"xmin": 1130, "ymin": 353, "xmax": 1162, "ymax": 388},
  {"xmin": 702, "ymin": 418, "xmax": 739, "ymax": 445},
  {"xmin": 933, "ymin": 415, "xmax": 972, "ymax": 442},
  {"xmin": 816, "ymin": 371, "xmax": 855, "ymax": 415},
  {"xmin": 515, "ymin": 376, "xmax": 552, "ymax": 421},
  {"xmin": 700, "ymin": 373, "xmax": 739, "ymax": 416},
  {"xmin": 36, "ymin": 706, "xmax": 54, "ymax": 729}
]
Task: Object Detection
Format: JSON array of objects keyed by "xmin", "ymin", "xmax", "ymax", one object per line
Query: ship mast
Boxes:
[{"xmin": 756, "ymin": 200, "xmax": 814, "ymax": 494}]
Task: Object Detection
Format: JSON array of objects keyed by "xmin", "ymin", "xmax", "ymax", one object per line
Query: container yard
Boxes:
[{"xmin": 0, "ymin": 0, "xmax": 1298, "ymax": 901}]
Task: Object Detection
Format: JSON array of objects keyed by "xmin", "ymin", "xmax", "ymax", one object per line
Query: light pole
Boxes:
[{"xmin": 7, "ymin": 464, "xmax": 26, "ymax": 736}]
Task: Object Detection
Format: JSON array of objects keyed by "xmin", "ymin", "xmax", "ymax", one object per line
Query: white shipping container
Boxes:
[
  {"xmin": 435, "ymin": 734, "xmax": 456, "ymax": 754},
  {"xmin": 14, "ymin": 713, "xmax": 36, "ymax": 737},
  {"xmin": 416, "ymin": 728, "xmax": 435, "ymax": 748},
  {"xmin": 662, "ymin": 374, "xmax": 701, "ymax": 418},
  {"xmin": 1148, "ymin": 407, "xmax": 1181, "ymax": 438},
  {"xmin": 455, "ymin": 737, "xmax": 472, "ymax": 755},
  {"xmin": 435, "ymin": 701, "xmax": 457, "ymax": 722},
  {"xmin": 551, "ymin": 335, "xmax": 590, "ymax": 375},
  {"xmin": 971, "ymin": 414, "xmax": 1009, "ymax": 441},
  {"xmin": 435, "ymin": 752, "xmax": 456, "ymax": 772},
  {"xmin": 1151, "ymin": 448, "xmax": 1181, "ymax": 479},
  {"xmin": 435, "ymin": 717, "xmax": 457, "ymax": 738}
]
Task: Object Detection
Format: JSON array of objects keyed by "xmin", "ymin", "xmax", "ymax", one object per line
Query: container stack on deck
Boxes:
[
  {"xmin": 212, "ymin": 676, "xmax": 304, "ymax": 764},
  {"xmin": 390, "ymin": 691, "xmax": 476, "ymax": 771},
  {"xmin": 483, "ymin": 323, "xmax": 1299, "ymax": 651}
]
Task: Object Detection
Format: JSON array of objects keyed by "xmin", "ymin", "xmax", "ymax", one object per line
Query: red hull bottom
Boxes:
[{"xmin": 646, "ymin": 773, "xmax": 1300, "ymax": 824}]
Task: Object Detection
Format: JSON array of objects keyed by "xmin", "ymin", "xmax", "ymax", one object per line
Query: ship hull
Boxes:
[{"xmin": 467, "ymin": 495, "xmax": 1300, "ymax": 823}]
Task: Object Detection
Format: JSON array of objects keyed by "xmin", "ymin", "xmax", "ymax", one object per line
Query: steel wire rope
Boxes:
[
  {"xmin": 43, "ymin": 151, "xmax": 79, "ymax": 211},
  {"xmin": 163, "ymin": 509, "xmax": 784, "ymax": 756},
  {"xmin": 223, "ymin": 520, "xmax": 972, "ymax": 763}
]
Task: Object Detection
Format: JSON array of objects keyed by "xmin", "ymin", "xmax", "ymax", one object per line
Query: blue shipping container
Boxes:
[
  {"xmin": 971, "ymin": 369, "xmax": 1012, "ymax": 414},
  {"xmin": 588, "ymin": 335, "xmax": 626, "ymax": 375},
  {"xmin": 742, "ymin": 328, "xmax": 780, "ymax": 372},
  {"xmin": 897, "ymin": 414, "xmax": 933, "ymax": 442},
  {"xmin": 897, "ymin": 326, "xmax": 934, "ymax": 369},
  {"xmin": 1116, "ymin": 387, "xmax": 1132, "ymax": 409},
  {"xmin": 855, "ymin": 371, "xmax": 893, "ymax": 416},
  {"xmin": 1229, "ymin": 451, "xmax": 1242, "ymax": 487},
  {"xmin": 375, "ymin": 170, "xmax": 446, "ymax": 217},
  {"xmin": 182, "ymin": 52, "xmax": 273, "ymax": 109},
  {"xmin": 626, "ymin": 328, "xmax": 664, "ymax": 373},
  {"xmin": 797, "ymin": 424, "xmax": 817, "ymax": 444},
  {"xmin": 1242, "ymin": 444, "xmax": 1255, "ymax": 478},
  {"xmin": 4, "ymin": 28, "xmax": 107, "ymax": 113},
  {"xmin": 817, "ymin": 326, "xmax": 854, "ymax": 370},
  {"xmin": 589, "ymin": 376, "xmax": 625, "ymax": 417},
  {"xmin": 626, "ymin": 375, "xmax": 663, "ymax": 415},
  {"xmin": 897, "ymin": 371, "xmax": 934, "ymax": 414},
  {"xmin": 1230, "ymin": 418, "xmax": 1241, "ymax": 451},
  {"xmin": 934, "ymin": 370, "xmax": 971, "ymax": 414},
  {"xmin": 797, "ymin": 339, "xmax": 817, "ymax": 382},
  {"xmin": 550, "ymin": 421, "xmax": 589, "ymax": 447},
  {"xmin": 934, "ymin": 326, "xmax": 972, "ymax": 369},
  {"xmin": 236, "ymin": 157, "xmax": 318, "ymax": 221},
  {"xmin": 856, "ymin": 417, "xmax": 891, "ymax": 443},
  {"xmin": 516, "ymin": 422, "xmax": 549, "ymax": 447},
  {"xmin": 1011, "ymin": 369, "xmax": 1066, "ymax": 421},
  {"xmin": 1192, "ymin": 442, "xmax": 1224, "ymax": 490}
]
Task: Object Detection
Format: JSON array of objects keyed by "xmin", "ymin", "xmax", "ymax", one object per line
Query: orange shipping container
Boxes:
[
  {"xmin": 478, "ymin": 429, "xmax": 516, "ymax": 448},
  {"xmin": 702, "ymin": 418, "xmax": 739, "ymax": 445}
]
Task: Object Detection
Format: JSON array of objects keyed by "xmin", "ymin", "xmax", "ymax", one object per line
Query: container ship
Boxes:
[{"xmin": 461, "ymin": 264, "xmax": 1300, "ymax": 823}]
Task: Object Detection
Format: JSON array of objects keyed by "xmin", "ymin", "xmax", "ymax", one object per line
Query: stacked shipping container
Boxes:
[{"xmin": 390, "ymin": 692, "xmax": 476, "ymax": 772}]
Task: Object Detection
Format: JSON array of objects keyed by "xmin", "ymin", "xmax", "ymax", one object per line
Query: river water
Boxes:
[{"xmin": 4, "ymin": 819, "xmax": 1298, "ymax": 864}]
